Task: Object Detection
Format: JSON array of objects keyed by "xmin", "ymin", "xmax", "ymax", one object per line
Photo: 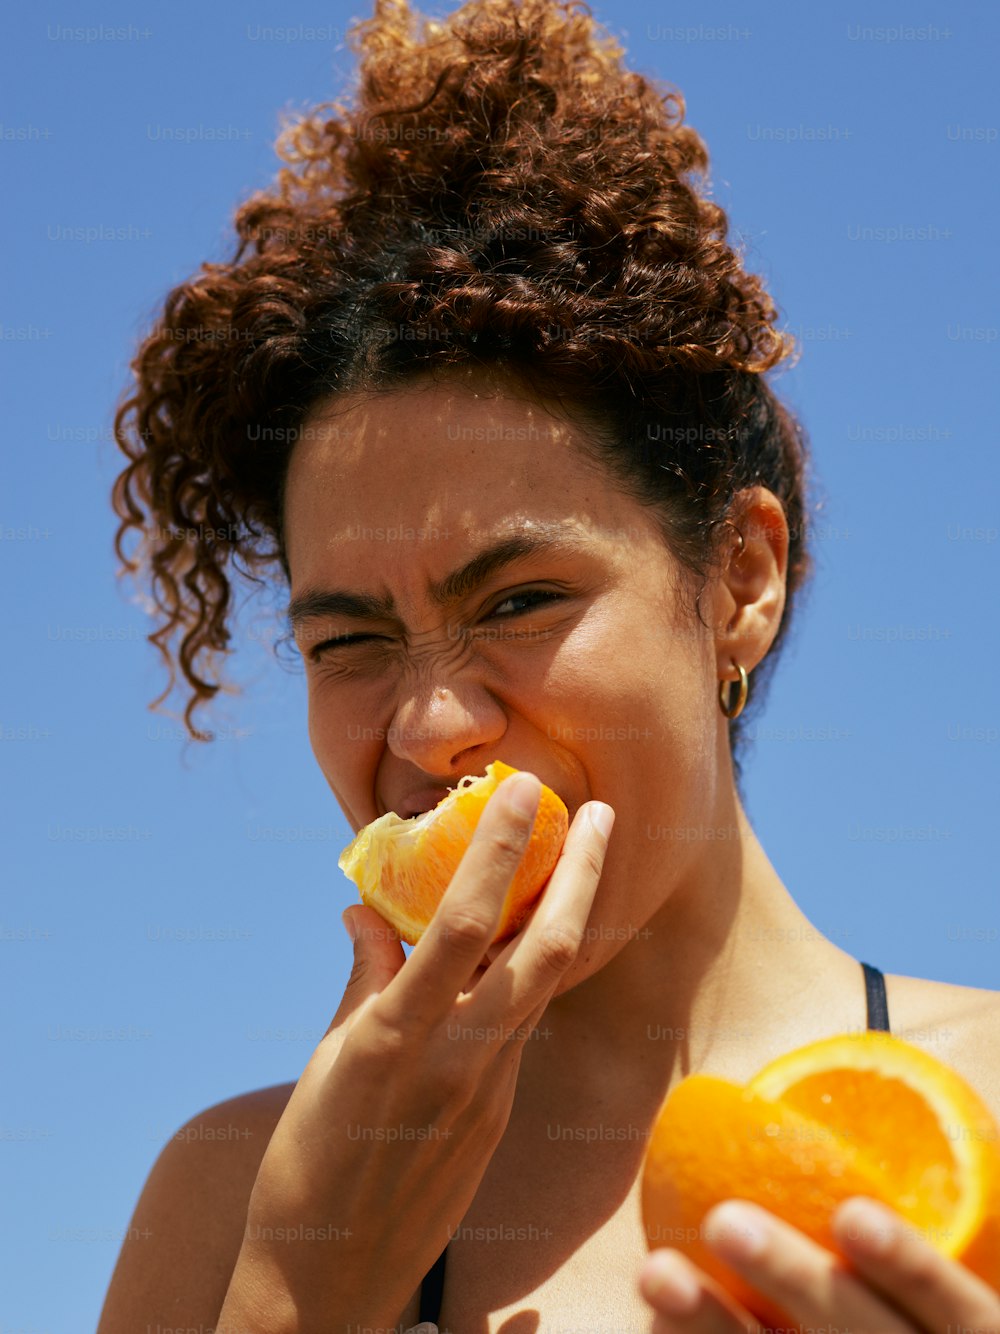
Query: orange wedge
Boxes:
[
  {"xmin": 338, "ymin": 760, "xmax": 569, "ymax": 946},
  {"xmin": 641, "ymin": 1031, "xmax": 1000, "ymax": 1329}
]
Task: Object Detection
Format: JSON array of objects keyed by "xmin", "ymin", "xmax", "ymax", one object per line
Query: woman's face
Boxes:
[{"xmin": 282, "ymin": 369, "xmax": 741, "ymax": 985}]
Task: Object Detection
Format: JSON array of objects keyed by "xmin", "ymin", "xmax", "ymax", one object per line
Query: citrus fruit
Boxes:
[
  {"xmin": 338, "ymin": 760, "xmax": 569, "ymax": 946},
  {"xmin": 641, "ymin": 1031, "xmax": 1000, "ymax": 1329}
]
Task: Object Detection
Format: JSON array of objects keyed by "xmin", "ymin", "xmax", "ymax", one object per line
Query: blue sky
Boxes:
[{"xmin": 3, "ymin": 1, "xmax": 998, "ymax": 1328}]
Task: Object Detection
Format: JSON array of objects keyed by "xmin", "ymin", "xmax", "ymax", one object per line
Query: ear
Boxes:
[{"xmin": 708, "ymin": 486, "xmax": 789, "ymax": 686}]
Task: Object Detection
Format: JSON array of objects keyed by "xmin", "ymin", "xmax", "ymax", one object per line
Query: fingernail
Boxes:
[
  {"xmin": 341, "ymin": 910, "xmax": 358, "ymax": 943},
  {"xmin": 586, "ymin": 802, "xmax": 615, "ymax": 839},
  {"xmin": 706, "ymin": 1201, "xmax": 769, "ymax": 1261},
  {"xmin": 508, "ymin": 773, "xmax": 541, "ymax": 818},
  {"xmin": 835, "ymin": 1198, "xmax": 896, "ymax": 1254},
  {"xmin": 641, "ymin": 1250, "xmax": 700, "ymax": 1315}
]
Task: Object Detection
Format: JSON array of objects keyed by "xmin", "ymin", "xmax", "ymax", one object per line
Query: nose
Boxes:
[{"xmin": 386, "ymin": 681, "xmax": 508, "ymax": 777}]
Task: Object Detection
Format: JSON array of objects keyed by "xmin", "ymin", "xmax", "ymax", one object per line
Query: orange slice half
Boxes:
[
  {"xmin": 641, "ymin": 1031, "xmax": 1000, "ymax": 1328},
  {"xmin": 338, "ymin": 760, "xmax": 569, "ymax": 946}
]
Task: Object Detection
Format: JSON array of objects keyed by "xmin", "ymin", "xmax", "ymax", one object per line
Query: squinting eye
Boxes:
[
  {"xmin": 489, "ymin": 590, "xmax": 563, "ymax": 618},
  {"xmin": 308, "ymin": 633, "xmax": 382, "ymax": 661}
]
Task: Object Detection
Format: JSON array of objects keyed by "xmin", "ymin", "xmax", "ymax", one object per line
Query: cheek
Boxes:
[
  {"xmin": 306, "ymin": 689, "xmax": 379, "ymax": 829},
  {"xmin": 538, "ymin": 599, "xmax": 711, "ymax": 748},
  {"xmin": 534, "ymin": 618, "xmax": 720, "ymax": 970}
]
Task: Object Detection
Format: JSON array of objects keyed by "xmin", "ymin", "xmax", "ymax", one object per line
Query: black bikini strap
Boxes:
[
  {"xmin": 418, "ymin": 1241, "xmax": 449, "ymax": 1324},
  {"xmin": 860, "ymin": 960, "xmax": 891, "ymax": 1033}
]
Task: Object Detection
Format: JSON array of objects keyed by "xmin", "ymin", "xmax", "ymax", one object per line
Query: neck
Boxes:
[{"xmin": 519, "ymin": 797, "xmax": 862, "ymax": 1107}]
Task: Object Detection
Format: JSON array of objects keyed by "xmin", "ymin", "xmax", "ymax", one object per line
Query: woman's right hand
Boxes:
[{"xmin": 217, "ymin": 771, "xmax": 614, "ymax": 1331}]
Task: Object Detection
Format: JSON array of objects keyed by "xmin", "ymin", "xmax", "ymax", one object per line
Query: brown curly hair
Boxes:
[{"xmin": 112, "ymin": 0, "xmax": 811, "ymax": 782}]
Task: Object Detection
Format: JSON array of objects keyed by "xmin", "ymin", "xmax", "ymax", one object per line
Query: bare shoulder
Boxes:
[
  {"xmin": 96, "ymin": 1081, "xmax": 297, "ymax": 1333},
  {"xmin": 885, "ymin": 971, "xmax": 1000, "ymax": 1115},
  {"xmin": 156, "ymin": 1077, "xmax": 299, "ymax": 1179},
  {"xmin": 196, "ymin": 1078, "xmax": 299, "ymax": 1137}
]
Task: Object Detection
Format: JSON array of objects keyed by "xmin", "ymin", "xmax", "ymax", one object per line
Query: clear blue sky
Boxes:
[{"xmin": 3, "ymin": 1, "xmax": 997, "ymax": 1328}]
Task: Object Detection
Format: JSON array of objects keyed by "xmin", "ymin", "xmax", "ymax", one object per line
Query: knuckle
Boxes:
[
  {"xmin": 485, "ymin": 824, "xmax": 532, "ymax": 864},
  {"xmin": 346, "ymin": 953, "xmax": 374, "ymax": 986},
  {"xmin": 535, "ymin": 921, "xmax": 582, "ymax": 974},
  {"xmin": 441, "ymin": 908, "xmax": 494, "ymax": 949},
  {"xmin": 571, "ymin": 838, "xmax": 607, "ymax": 882}
]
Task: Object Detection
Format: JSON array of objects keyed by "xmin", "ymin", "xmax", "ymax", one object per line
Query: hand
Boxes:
[
  {"xmin": 638, "ymin": 1196, "xmax": 1000, "ymax": 1333},
  {"xmin": 223, "ymin": 771, "xmax": 614, "ymax": 1330}
]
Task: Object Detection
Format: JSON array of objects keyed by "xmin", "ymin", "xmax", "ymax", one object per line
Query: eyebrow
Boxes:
[{"xmin": 286, "ymin": 524, "xmax": 587, "ymax": 630}]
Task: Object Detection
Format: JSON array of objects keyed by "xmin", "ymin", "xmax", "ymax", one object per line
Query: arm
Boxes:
[
  {"xmin": 96, "ymin": 1088, "xmax": 288, "ymax": 1333},
  {"xmin": 99, "ymin": 773, "xmax": 613, "ymax": 1332},
  {"xmin": 217, "ymin": 774, "xmax": 613, "ymax": 1329}
]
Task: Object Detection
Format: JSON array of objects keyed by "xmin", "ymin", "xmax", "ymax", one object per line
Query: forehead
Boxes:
[{"xmin": 281, "ymin": 373, "xmax": 664, "ymax": 585}]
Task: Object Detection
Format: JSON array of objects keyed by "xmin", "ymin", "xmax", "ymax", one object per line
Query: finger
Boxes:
[
  {"xmin": 467, "ymin": 993, "xmax": 555, "ymax": 1065},
  {"xmin": 832, "ymin": 1196, "xmax": 1000, "ymax": 1333},
  {"xmin": 639, "ymin": 1249, "xmax": 762, "ymax": 1332},
  {"xmin": 380, "ymin": 771, "xmax": 543, "ymax": 1030},
  {"xmin": 323, "ymin": 904, "xmax": 407, "ymax": 1038},
  {"xmin": 702, "ymin": 1199, "xmax": 914, "ymax": 1333},
  {"xmin": 505, "ymin": 991, "xmax": 556, "ymax": 1050},
  {"xmin": 464, "ymin": 798, "xmax": 612, "ymax": 1026}
]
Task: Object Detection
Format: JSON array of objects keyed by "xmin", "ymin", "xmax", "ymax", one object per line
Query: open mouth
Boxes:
[{"xmin": 387, "ymin": 789, "xmax": 451, "ymax": 821}]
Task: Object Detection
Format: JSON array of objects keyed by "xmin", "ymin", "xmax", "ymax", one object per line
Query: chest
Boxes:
[
  {"xmin": 422, "ymin": 1111, "xmax": 657, "ymax": 1330},
  {"xmin": 437, "ymin": 1205, "xmax": 653, "ymax": 1330}
]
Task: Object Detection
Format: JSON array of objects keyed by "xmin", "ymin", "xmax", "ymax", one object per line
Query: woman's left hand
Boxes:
[{"xmin": 638, "ymin": 1196, "xmax": 1000, "ymax": 1333}]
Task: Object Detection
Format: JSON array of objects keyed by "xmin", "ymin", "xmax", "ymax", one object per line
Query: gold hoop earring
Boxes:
[{"xmin": 719, "ymin": 659, "xmax": 749, "ymax": 720}]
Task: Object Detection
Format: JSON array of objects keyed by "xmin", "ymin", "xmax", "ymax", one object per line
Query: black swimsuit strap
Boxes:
[
  {"xmin": 418, "ymin": 1239, "xmax": 448, "ymax": 1325},
  {"xmin": 417, "ymin": 960, "xmax": 892, "ymax": 1324},
  {"xmin": 861, "ymin": 960, "xmax": 891, "ymax": 1032}
]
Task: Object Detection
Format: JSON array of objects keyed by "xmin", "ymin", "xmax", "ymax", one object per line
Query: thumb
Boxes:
[{"xmin": 325, "ymin": 904, "xmax": 406, "ymax": 1035}]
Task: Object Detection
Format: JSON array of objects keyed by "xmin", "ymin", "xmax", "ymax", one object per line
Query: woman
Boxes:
[{"xmin": 100, "ymin": 0, "xmax": 1000, "ymax": 1330}]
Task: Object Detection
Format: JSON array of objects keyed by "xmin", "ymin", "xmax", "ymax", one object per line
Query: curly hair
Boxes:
[{"xmin": 112, "ymin": 0, "xmax": 812, "ymax": 783}]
